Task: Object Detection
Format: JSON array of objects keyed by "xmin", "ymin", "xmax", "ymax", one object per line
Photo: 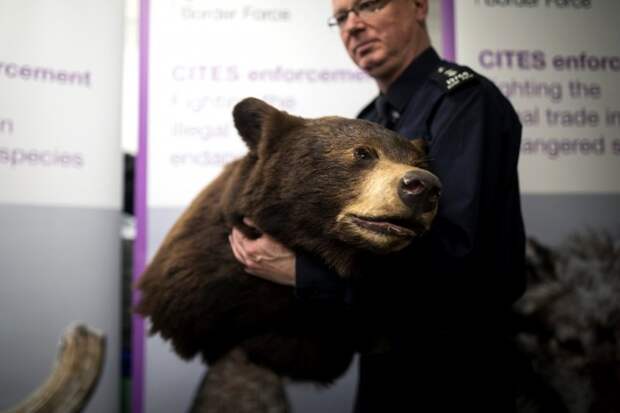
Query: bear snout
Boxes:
[{"xmin": 398, "ymin": 170, "xmax": 441, "ymax": 213}]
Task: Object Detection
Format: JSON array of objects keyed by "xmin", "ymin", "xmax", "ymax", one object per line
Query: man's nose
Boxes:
[{"xmin": 341, "ymin": 11, "xmax": 365, "ymax": 33}]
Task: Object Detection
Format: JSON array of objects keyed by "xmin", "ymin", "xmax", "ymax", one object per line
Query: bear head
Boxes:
[{"xmin": 226, "ymin": 97, "xmax": 441, "ymax": 277}]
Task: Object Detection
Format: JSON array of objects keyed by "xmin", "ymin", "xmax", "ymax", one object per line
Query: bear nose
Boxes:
[{"xmin": 398, "ymin": 170, "xmax": 441, "ymax": 212}]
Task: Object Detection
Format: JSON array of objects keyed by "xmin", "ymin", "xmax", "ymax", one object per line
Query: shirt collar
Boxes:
[{"xmin": 381, "ymin": 47, "xmax": 441, "ymax": 113}]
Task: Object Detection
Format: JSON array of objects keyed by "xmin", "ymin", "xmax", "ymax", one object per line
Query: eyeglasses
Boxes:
[{"xmin": 327, "ymin": 0, "xmax": 392, "ymax": 28}]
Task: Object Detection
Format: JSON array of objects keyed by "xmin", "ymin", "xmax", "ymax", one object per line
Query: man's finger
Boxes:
[
  {"xmin": 243, "ymin": 217, "xmax": 257, "ymax": 228},
  {"xmin": 228, "ymin": 234, "xmax": 242, "ymax": 263},
  {"xmin": 229, "ymin": 234, "xmax": 249, "ymax": 265},
  {"xmin": 232, "ymin": 227, "xmax": 259, "ymax": 257},
  {"xmin": 231, "ymin": 226, "xmax": 247, "ymax": 243},
  {"xmin": 231, "ymin": 228, "xmax": 250, "ymax": 253}
]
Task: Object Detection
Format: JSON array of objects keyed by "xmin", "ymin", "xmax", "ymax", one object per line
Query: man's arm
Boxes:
[
  {"xmin": 410, "ymin": 78, "xmax": 525, "ymax": 303},
  {"xmin": 229, "ymin": 219, "xmax": 351, "ymax": 305}
]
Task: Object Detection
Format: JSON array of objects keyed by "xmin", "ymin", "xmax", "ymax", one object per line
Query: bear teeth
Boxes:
[{"xmin": 349, "ymin": 215, "xmax": 416, "ymax": 238}]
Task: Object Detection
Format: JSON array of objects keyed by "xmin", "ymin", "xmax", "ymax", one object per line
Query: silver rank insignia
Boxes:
[{"xmin": 432, "ymin": 65, "xmax": 476, "ymax": 91}]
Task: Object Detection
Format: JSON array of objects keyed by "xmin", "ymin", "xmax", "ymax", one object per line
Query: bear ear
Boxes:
[
  {"xmin": 233, "ymin": 97, "xmax": 302, "ymax": 152},
  {"xmin": 410, "ymin": 137, "xmax": 428, "ymax": 155}
]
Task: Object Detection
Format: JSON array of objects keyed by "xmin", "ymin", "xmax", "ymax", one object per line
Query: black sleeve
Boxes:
[
  {"xmin": 426, "ymin": 86, "xmax": 488, "ymax": 264},
  {"xmin": 294, "ymin": 252, "xmax": 353, "ymax": 306},
  {"xmin": 417, "ymin": 80, "xmax": 525, "ymax": 304}
]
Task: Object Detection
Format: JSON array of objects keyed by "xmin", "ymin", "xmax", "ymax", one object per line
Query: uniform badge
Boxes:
[{"xmin": 431, "ymin": 65, "xmax": 476, "ymax": 92}]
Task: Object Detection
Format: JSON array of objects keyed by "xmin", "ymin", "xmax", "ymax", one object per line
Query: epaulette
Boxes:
[{"xmin": 429, "ymin": 64, "xmax": 476, "ymax": 92}]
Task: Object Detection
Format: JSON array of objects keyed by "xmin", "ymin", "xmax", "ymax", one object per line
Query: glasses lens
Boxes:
[
  {"xmin": 358, "ymin": 0, "xmax": 386, "ymax": 16},
  {"xmin": 328, "ymin": 11, "xmax": 348, "ymax": 27}
]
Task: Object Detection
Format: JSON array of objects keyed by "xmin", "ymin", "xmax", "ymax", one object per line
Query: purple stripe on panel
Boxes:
[
  {"xmin": 440, "ymin": 0, "xmax": 456, "ymax": 62},
  {"xmin": 132, "ymin": 0, "xmax": 149, "ymax": 412}
]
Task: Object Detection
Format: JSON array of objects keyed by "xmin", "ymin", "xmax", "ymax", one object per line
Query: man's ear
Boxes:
[
  {"xmin": 232, "ymin": 97, "xmax": 303, "ymax": 153},
  {"xmin": 413, "ymin": 0, "xmax": 428, "ymax": 21}
]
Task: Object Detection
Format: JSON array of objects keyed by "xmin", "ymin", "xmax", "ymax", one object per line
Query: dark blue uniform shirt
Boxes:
[{"xmin": 296, "ymin": 47, "xmax": 526, "ymax": 412}]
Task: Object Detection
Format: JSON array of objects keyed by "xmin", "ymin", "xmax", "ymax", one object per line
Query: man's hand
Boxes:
[{"xmin": 229, "ymin": 218, "xmax": 296, "ymax": 286}]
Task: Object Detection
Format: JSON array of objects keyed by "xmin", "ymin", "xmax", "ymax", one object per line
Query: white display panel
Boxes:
[
  {"xmin": 0, "ymin": 0, "xmax": 124, "ymax": 208},
  {"xmin": 454, "ymin": 0, "xmax": 620, "ymax": 194},
  {"xmin": 147, "ymin": 0, "xmax": 376, "ymax": 208}
]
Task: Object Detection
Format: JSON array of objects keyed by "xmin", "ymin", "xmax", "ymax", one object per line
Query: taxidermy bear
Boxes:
[{"xmin": 136, "ymin": 97, "xmax": 441, "ymax": 412}]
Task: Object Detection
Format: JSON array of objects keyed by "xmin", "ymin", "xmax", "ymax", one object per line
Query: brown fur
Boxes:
[{"xmin": 136, "ymin": 98, "xmax": 438, "ymax": 387}]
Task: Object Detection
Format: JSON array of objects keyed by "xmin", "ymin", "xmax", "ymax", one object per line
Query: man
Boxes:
[{"xmin": 230, "ymin": 0, "xmax": 526, "ymax": 411}]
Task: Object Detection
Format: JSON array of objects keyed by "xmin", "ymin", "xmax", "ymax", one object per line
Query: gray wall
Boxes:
[
  {"xmin": 0, "ymin": 205, "xmax": 121, "ymax": 412},
  {"xmin": 521, "ymin": 194, "xmax": 620, "ymax": 246}
]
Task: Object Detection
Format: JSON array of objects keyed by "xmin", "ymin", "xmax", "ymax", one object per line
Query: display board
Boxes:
[{"xmin": 0, "ymin": 1, "xmax": 124, "ymax": 412}]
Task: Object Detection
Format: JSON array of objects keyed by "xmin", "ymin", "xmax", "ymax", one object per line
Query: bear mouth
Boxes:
[{"xmin": 348, "ymin": 214, "xmax": 422, "ymax": 238}]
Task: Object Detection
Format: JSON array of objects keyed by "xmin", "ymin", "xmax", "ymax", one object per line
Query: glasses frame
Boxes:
[{"xmin": 327, "ymin": 0, "xmax": 392, "ymax": 28}]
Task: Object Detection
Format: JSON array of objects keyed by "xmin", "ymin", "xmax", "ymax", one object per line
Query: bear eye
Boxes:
[{"xmin": 354, "ymin": 147, "xmax": 376, "ymax": 162}]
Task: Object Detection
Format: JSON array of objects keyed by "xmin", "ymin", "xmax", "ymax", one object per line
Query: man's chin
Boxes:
[
  {"xmin": 357, "ymin": 57, "xmax": 384, "ymax": 74},
  {"xmin": 353, "ymin": 47, "xmax": 384, "ymax": 69},
  {"xmin": 361, "ymin": 61, "xmax": 394, "ymax": 81}
]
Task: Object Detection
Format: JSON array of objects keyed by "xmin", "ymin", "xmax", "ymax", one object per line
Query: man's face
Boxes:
[{"xmin": 331, "ymin": 0, "xmax": 428, "ymax": 86}]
